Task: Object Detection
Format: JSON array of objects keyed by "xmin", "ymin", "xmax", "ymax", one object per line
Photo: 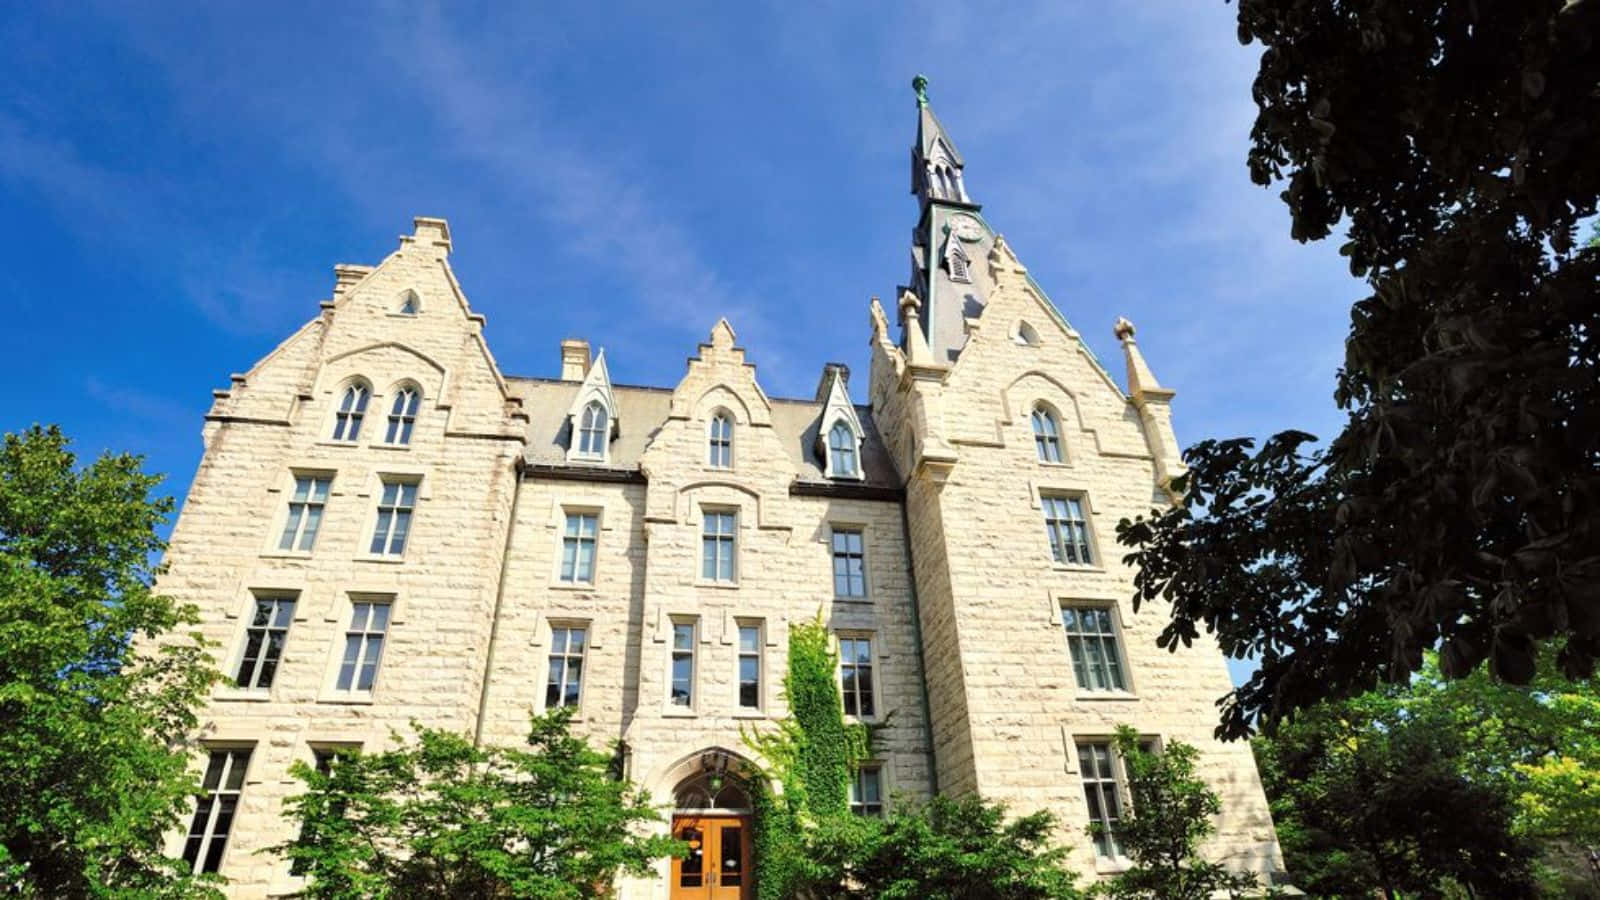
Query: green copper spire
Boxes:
[{"xmin": 912, "ymin": 74, "xmax": 929, "ymax": 107}]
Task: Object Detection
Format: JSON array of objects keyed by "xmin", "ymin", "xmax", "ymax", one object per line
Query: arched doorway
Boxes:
[{"xmin": 669, "ymin": 750, "xmax": 755, "ymax": 899}]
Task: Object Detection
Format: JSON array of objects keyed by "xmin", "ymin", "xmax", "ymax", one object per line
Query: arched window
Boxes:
[
  {"xmin": 828, "ymin": 422, "xmax": 858, "ymax": 477},
  {"xmin": 578, "ymin": 402, "xmax": 608, "ymax": 458},
  {"xmin": 385, "ymin": 387, "xmax": 420, "ymax": 445},
  {"xmin": 1032, "ymin": 406, "xmax": 1063, "ymax": 463},
  {"xmin": 709, "ymin": 413, "xmax": 733, "ymax": 468},
  {"xmin": 332, "ymin": 382, "xmax": 370, "ymax": 441},
  {"xmin": 398, "ymin": 291, "xmax": 420, "ymax": 315},
  {"xmin": 1014, "ymin": 320, "xmax": 1041, "ymax": 346}
]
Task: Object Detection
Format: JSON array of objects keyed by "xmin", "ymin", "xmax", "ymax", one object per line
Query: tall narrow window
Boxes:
[
  {"xmin": 1062, "ymin": 607, "xmax": 1127, "ymax": 693},
  {"xmin": 278, "ymin": 475, "xmax": 331, "ymax": 551},
  {"xmin": 849, "ymin": 766, "xmax": 884, "ymax": 817},
  {"xmin": 578, "ymin": 402, "xmax": 608, "ymax": 458},
  {"xmin": 336, "ymin": 599, "xmax": 390, "ymax": 692},
  {"xmin": 332, "ymin": 383, "xmax": 370, "ymax": 441},
  {"xmin": 670, "ymin": 620, "xmax": 696, "ymax": 707},
  {"xmin": 737, "ymin": 623, "xmax": 761, "ymax": 709},
  {"xmin": 1032, "ymin": 407, "xmax": 1063, "ymax": 462},
  {"xmin": 828, "ymin": 422, "xmax": 858, "ymax": 477},
  {"xmin": 545, "ymin": 625, "xmax": 586, "ymax": 709},
  {"xmin": 560, "ymin": 512, "xmax": 598, "ymax": 583},
  {"xmin": 291, "ymin": 747, "xmax": 352, "ymax": 875},
  {"xmin": 831, "ymin": 527, "xmax": 867, "ymax": 598},
  {"xmin": 709, "ymin": 413, "xmax": 733, "ymax": 468},
  {"xmin": 1077, "ymin": 741, "xmax": 1125, "ymax": 859},
  {"xmin": 370, "ymin": 479, "xmax": 417, "ymax": 556},
  {"xmin": 234, "ymin": 595, "xmax": 296, "ymax": 689},
  {"xmin": 701, "ymin": 510, "xmax": 736, "ymax": 582},
  {"xmin": 839, "ymin": 636, "xmax": 875, "ymax": 717},
  {"xmin": 385, "ymin": 387, "xmax": 420, "ymax": 445},
  {"xmin": 1042, "ymin": 495, "xmax": 1093, "ymax": 565},
  {"xmin": 183, "ymin": 748, "xmax": 251, "ymax": 875}
]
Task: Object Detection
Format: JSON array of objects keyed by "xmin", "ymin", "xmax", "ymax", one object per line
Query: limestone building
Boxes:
[{"xmin": 159, "ymin": 80, "xmax": 1285, "ymax": 897}]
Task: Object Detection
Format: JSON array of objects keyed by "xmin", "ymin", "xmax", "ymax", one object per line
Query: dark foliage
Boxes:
[
  {"xmin": 0, "ymin": 425, "xmax": 219, "ymax": 898},
  {"xmin": 1119, "ymin": 0, "xmax": 1600, "ymax": 738},
  {"xmin": 1253, "ymin": 690, "xmax": 1540, "ymax": 898}
]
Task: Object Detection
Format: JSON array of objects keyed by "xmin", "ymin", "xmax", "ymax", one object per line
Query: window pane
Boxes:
[
  {"xmin": 738, "ymin": 626, "xmax": 759, "ymax": 653},
  {"xmin": 674, "ymin": 624, "xmax": 694, "ymax": 650}
]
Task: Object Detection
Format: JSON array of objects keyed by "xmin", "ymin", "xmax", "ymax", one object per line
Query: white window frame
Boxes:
[
  {"xmin": 735, "ymin": 620, "xmax": 763, "ymax": 711},
  {"xmin": 826, "ymin": 420, "xmax": 861, "ymax": 479},
  {"xmin": 333, "ymin": 598, "xmax": 391, "ymax": 695},
  {"xmin": 545, "ymin": 622, "xmax": 588, "ymax": 711},
  {"xmin": 558, "ymin": 511, "xmax": 599, "ymax": 584},
  {"xmin": 830, "ymin": 526, "xmax": 868, "ymax": 599},
  {"xmin": 277, "ymin": 473, "xmax": 332, "ymax": 553},
  {"xmin": 700, "ymin": 508, "xmax": 738, "ymax": 583},
  {"xmin": 183, "ymin": 746, "xmax": 252, "ymax": 875},
  {"xmin": 668, "ymin": 617, "xmax": 698, "ymax": 711},
  {"xmin": 708, "ymin": 411, "xmax": 734, "ymax": 469},
  {"xmin": 369, "ymin": 477, "xmax": 419, "ymax": 558},
  {"xmin": 1061, "ymin": 604, "xmax": 1131, "ymax": 695},
  {"xmin": 849, "ymin": 763, "xmax": 886, "ymax": 817},
  {"xmin": 1031, "ymin": 405, "xmax": 1064, "ymax": 463},
  {"xmin": 837, "ymin": 633, "xmax": 877, "ymax": 720},
  {"xmin": 1041, "ymin": 493, "xmax": 1095, "ymax": 566},
  {"xmin": 330, "ymin": 380, "xmax": 371, "ymax": 443},
  {"xmin": 576, "ymin": 401, "xmax": 609, "ymax": 460},
  {"xmin": 232, "ymin": 593, "xmax": 296, "ymax": 690},
  {"xmin": 384, "ymin": 385, "xmax": 421, "ymax": 446}
]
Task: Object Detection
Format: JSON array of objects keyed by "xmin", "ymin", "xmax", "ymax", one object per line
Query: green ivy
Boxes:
[{"xmin": 744, "ymin": 616, "xmax": 872, "ymax": 899}]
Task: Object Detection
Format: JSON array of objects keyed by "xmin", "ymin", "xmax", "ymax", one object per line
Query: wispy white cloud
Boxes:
[{"xmin": 84, "ymin": 375, "xmax": 196, "ymax": 429}]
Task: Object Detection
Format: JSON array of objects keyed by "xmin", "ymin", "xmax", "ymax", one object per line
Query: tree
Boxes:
[
  {"xmin": 1095, "ymin": 728, "xmax": 1261, "ymax": 900},
  {"xmin": 1253, "ymin": 689, "xmax": 1540, "ymax": 898},
  {"xmin": 1118, "ymin": 0, "xmax": 1600, "ymax": 739},
  {"xmin": 275, "ymin": 707, "xmax": 680, "ymax": 899},
  {"xmin": 745, "ymin": 618, "xmax": 1082, "ymax": 899},
  {"xmin": 807, "ymin": 795, "xmax": 1082, "ymax": 900},
  {"xmin": 0, "ymin": 425, "xmax": 220, "ymax": 897}
]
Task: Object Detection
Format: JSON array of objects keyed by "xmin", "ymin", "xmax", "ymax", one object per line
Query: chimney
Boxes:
[
  {"xmin": 814, "ymin": 362, "xmax": 850, "ymax": 401},
  {"xmin": 560, "ymin": 339, "xmax": 592, "ymax": 381}
]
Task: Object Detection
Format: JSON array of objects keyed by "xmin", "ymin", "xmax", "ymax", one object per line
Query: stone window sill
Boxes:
[
  {"xmin": 1050, "ymin": 563, "xmax": 1107, "ymax": 575},
  {"xmin": 1074, "ymin": 691, "xmax": 1139, "ymax": 702},
  {"xmin": 1094, "ymin": 856, "xmax": 1135, "ymax": 876},
  {"xmin": 318, "ymin": 693, "xmax": 376, "ymax": 706},
  {"xmin": 353, "ymin": 555, "xmax": 407, "ymax": 565},
  {"xmin": 549, "ymin": 580, "xmax": 597, "ymax": 592},
  {"xmin": 662, "ymin": 707, "xmax": 698, "ymax": 719},
  {"xmin": 213, "ymin": 687, "xmax": 273, "ymax": 703},
  {"xmin": 695, "ymin": 580, "xmax": 741, "ymax": 590},
  {"xmin": 258, "ymin": 550, "xmax": 315, "ymax": 561}
]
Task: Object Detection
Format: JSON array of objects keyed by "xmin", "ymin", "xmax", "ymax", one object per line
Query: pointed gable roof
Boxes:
[{"xmin": 564, "ymin": 348, "xmax": 618, "ymax": 434}]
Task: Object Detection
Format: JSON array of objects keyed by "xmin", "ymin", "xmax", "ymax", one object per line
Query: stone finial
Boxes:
[
  {"xmin": 709, "ymin": 318, "xmax": 738, "ymax": 351},
  {"xmin": 1118, "ymin": 316, "xmax": 1173, "ymax": 402},
  {"xmin": 913, "ymin": 74, "xmax": 929, "ymax": 107}
]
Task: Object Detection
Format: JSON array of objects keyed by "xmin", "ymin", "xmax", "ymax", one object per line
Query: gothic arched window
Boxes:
[
  {"xmin": 1032, "ymin": 406, "xmax": 1063, "ymax": 463},
  {"xmin": 332, "ymin": 381, "xmax": 371, "ymax": 442},
  {"xmin": 385, "ymin": 386, "xmax": 421, "ymax": 445},
  {"xmin": 709, "ymin": 412, "xmax": 733, "ymax": 469},
  {"xmin": 398, "ymin": 290, "xmax": 420, "ymax": 315},
  {"xmin": 578, "ymin": 402, "xmax": 608, "ymax": 459},
  {"xmin": 828, "ymin": 422, "xmax": 858, "ymax": 477}
]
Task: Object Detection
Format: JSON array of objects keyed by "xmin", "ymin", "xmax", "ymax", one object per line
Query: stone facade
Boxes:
[{"xmin": 156, "ymin": 87, "xmax": 1284, "ymax": 898}]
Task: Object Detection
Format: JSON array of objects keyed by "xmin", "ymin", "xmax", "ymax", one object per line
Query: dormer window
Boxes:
[
  {"xmin": 1032, "ymin": 405, "xmax": 1063, "ymax": 463},
  {"xmin": 709, "ymin": 413, "xmax": 733, "ymax": 469},
  {"xmin": 828, "ymin": 422, "xmax": 859, "ymax": 478},
  {"xmin": 332, "ymin": 381, "xmax": 370, "ymax": 442},
  {"xmin": 385, "ymin": 386, "xmax": 420, "ymax": 446},
  {"xmin": 577, "ymin": 402, "xmax": 608, "ymax": 459}
]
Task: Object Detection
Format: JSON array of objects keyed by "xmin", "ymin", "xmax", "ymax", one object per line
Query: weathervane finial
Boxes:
[{"xmin": 912, "ymin": 74, "xmax": 929, "ymax": 107}]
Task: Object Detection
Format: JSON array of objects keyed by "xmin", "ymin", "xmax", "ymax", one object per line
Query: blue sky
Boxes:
[{"xmin": 1, "ymin": 4, "xmax": 1359, "ymax": 682}]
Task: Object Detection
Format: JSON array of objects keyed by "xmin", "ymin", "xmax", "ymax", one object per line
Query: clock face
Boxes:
[{"xmin": 949, "ymin": 214, "xmax": 984, "ymax": 242}]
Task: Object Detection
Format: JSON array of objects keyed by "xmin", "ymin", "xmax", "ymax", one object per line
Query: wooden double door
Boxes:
[{"xmin": 670, "ymin": 815, "xmax": 750, "ymax": 899}]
